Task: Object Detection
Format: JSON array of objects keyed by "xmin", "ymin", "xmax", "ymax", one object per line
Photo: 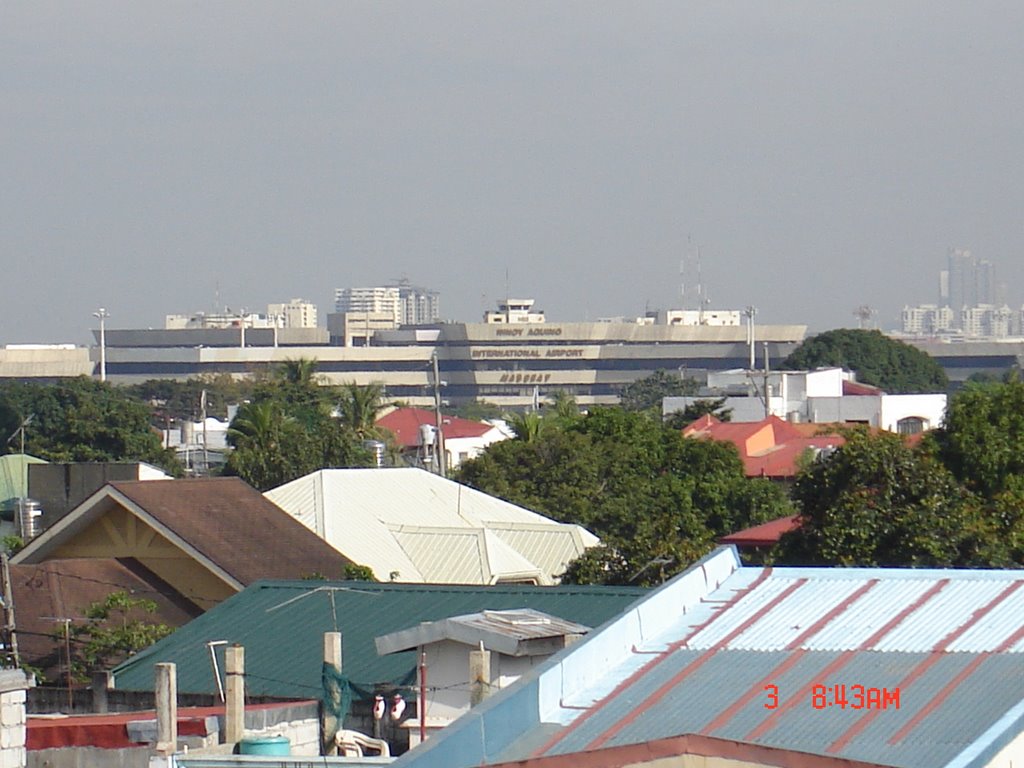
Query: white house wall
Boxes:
[{"xmin": 878, "ymin": 394, "xmax": 947, "ymax": 432}]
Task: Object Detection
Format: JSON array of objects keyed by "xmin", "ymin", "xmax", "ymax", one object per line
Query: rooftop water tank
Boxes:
[
  {"xmin": 16, "ymin": 498, "xmax": 42, "ymax": 540},
  {"xmin": 362, "ymin": 440, "xmax": 386, "ymax": 468}
]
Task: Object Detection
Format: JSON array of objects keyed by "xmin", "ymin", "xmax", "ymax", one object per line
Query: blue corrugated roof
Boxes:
[{"xmin": 393, "ymin": 547, "xmax": 1024, "ymax": 768}]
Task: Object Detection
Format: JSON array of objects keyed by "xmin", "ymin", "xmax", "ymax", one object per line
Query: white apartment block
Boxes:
[
  {"xmin": 335, "ymin": 287, "xmax": 402, "ymax": 324},
  {"xmin": 334, "ymin": 284, "xmax": 441, "ymax": 327},
  {"xmin": 267, "ymin": 298, "xmax": 318, "ymax": 328},
  {"xmin": 901, "ymin": 304, "xmax": 956, "ymax": 335}
]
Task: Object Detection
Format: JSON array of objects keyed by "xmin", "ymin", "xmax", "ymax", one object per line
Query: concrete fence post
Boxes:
[
  {"xmin": 91, "ymin": 671, "xmax": 113, "ymax": 714},
  {"xmin": 225, "ymin": 644, "xmax": 245, "ymax": 745},
  {"xmin": 322, "ymin": 632, "xmax": 342, "ymax": 756},
  {"xmin": 469, "ymin": 648, "xmax": 491, "ymax": 707},
  {"xmin": 155, "ymin": 663, "xmax": 177, "ymax": 755}
]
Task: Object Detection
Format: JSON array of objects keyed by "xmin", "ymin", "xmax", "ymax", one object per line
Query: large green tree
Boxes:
[
  {"xmin": 458, "ymin": 407, "xmax": 791, "ymax": 585},
  {"xmin": 618, "ymin": 370, "xmax": 700, "ymax": 412},
  {"xmin": 223, "ymin": 362, "xmax": 372, "ymax": 490},
  {"xmin": 781, "ymin": 329, "xmax": 948, "ymax": 393},
  {"xmin": 0, "ymin": 378, "xmax": 179, "ymax": 473},
  {"xmin": 123, "ymin": 374, "xmax": 254, "ymax": 423},
  {"xmin": 932, "ymin": 378, "xmax": 1024, "ymax": 498},
  {"xmin": 776, "ymin": 431, "xmax": 1001, "ymax": 567}
]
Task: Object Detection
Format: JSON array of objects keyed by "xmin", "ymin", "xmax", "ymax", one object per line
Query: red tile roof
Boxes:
[
  {"xmin": 377, "ymin": 407, "xmax": 492, "ymax": 448},
  {"xmin": 719, "ymin": 515, "xmax": 801, "ymax": 547},
  {"xmin": 842, "ymin": 379, "xmax": 884, "ymax": 396},
  {"xmin": 683, "ymin": 416, "xmax": 846, "ymax": 479}
]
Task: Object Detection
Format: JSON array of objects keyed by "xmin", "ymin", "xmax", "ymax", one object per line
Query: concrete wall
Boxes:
[
  {"xmin": 239, "ymin": 706, "xmax": 320, "ymax": 757},
  {"xmin": 28, "ymin": 747, "xmax": 151, "ymax": 768},
  {"xmin": 0, "ymin": 671, "xmax": 33, "ymax": 768},
  {"xmin": 27, "ymin": 463, "xmax": 160, "ymax": 527}
]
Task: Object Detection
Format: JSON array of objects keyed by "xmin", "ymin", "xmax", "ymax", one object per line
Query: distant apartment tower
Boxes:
[
  {"xmin": 334, "ymin": 287, "xmax": 402, "ymax": 325},
  {"xmin": 267, "ymin": 298, "xmax": 318, "ymax": 328},
  {"xmin": 940, "ymin": 248, "xmax": 997, "ymax": 317},
  {"xmin": 393, "ymin": 280, "xmax": 441, "ymax": 325},
  {"xmin": 334, "ymin": 283, "xmax": 440, "ymax": 327},
  {"xmin": 901, "ymin": 304, "xmax": 955, "ymax": 336},
  {"xmin": 962, "ymin": 305, "xmax": 1015, "ymax": 338}
]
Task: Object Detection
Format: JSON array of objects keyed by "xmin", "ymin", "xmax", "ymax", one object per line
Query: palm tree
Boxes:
[
  {"xmin": 337, "ymin": 383, "xmax": 389, "ymax": 439},
  {"xmin": 276, "ymin": 358, "xmax": 321, "ymax": 387},
  {"xmin": 506, "ymin": 411, "xmax": 545, "ymax": 443},
  {"xmin": 546, "ymin": 390, "xmax": 580, "ymax": 423},
  {"xmin": 226, "ymin": 400, "xmax": 286, "ymax": 449}
]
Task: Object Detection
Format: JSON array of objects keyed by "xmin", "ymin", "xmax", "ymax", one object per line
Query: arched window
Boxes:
[{"xmin": 897, "ymin": 416, "xmax": 927, "ymax": 435}]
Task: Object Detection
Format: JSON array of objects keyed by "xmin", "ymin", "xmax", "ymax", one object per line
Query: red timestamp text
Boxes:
[{"xmin": 763, "ymin": 684, "xmax": 900, "ymax": 710}]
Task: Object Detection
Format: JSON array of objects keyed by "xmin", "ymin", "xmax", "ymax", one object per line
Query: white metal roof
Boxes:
[{"xmin": 264, "ymin": 468, "xmax": 599, "ymax": 585}]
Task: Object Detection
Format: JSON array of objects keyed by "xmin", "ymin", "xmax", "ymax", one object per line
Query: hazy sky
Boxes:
[{"xmin": 3, "ymin": 2, "xmax": 1023, "ymax": 344}]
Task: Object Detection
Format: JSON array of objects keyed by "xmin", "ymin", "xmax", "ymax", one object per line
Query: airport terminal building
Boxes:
[{"xmin": 82, "ymin": 315, "xmax": 808, "ymax": 408}]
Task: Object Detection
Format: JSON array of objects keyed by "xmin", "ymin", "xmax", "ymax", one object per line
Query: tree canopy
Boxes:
[
  {"xmin": 618, "ymin": 370, "xmax": 700, "ymax": 412},
  {"xmin": 776, "ymin": 430, "xmax": 999, "ymax": 567},
  {"xmin": 457, "ymin": 407, "xmax": 792, "ymax": 585},
  {"xmin": 68, "ymin": 591, "xmax": 173, "ymax": 681},
  {"xmin": 0, "ymin": 378, "xmax": 179, "ymax": 473},
  {"xmin": 123, "ymin": 374, "xmax": 255, "ymax": 423},
  {"xmin": 781, "ymin": 329, "xmax": 948, "ymax": 393},
  {"xmin": 223, "ymin": 361, "xmax": 374, "ymax": 490},
  {"xmin": 932, "ymin": 378, "xmax": 1024, "ymax": 498}
]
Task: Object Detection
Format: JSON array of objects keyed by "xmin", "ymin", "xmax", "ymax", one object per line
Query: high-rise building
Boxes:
[
  {"xmin": 334, "ymin": 283, "xmax": 441, "ymax": 327},
  {"xmin": 937, "ymin": 248, "xmax": 1003, "ymax": 332},
  {"xmin": 267, "ymin": 298, "xmax": 318, "ymax": 328},
  {"xmin": 334, "ymin": 287, "xmax": 402, "ymax": 325},
  {"xmin": 901, "ymin": 304, "xmax": 955, "ymax": 336},
  {"xmin": 393, "ymin": 281, "xmax": 441, "ymax": 325},
  {"xmin": 942, "ymin": 248, "xmax": 974, "ymax": 313}
]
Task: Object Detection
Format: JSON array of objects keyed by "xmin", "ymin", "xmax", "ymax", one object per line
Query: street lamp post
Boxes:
[
  {"xmin": 743, "ymin": 306, "xmax": 757, "ymax": 370},
  {"xmin": 93, "ymin": 308, "xmax": 110, "ymax": 382}
]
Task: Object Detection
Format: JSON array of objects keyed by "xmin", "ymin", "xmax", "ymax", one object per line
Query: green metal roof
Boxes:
[
  {"xmin": 0, "ymin": 454, "xmax": 46, "ymax": 508},
  {"xmin": 112, "ymin": 580, "xmax": 648, "ymax": 700}
]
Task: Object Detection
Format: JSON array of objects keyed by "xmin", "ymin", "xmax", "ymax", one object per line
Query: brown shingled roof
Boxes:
[
  {"xmin": 10, "ymin": 558, "xmax": 199, "ymax": 683},
  {"xmin": 106, "ymin": 477, "xmax": 354, "ymax": 584}
]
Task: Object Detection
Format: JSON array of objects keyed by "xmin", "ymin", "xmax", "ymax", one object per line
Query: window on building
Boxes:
[{"xmin": 897, "ymin": 416, "xmax": 927, "ymax": 435}]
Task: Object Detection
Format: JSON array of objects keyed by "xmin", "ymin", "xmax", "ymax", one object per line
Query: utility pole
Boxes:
[
  {"xmin": 200, "ymin": 389, "xmax": 209, "ymax": 477},
  {"xmin": 763, "ymin": 342, "xmax": 771, "ymax": 419},
  {"xmin": 743, "ymin": 306, "xmax": 757, "ymax": 370},
  {"xmin": 0, "ymin": 553, "xmax": 19, "ymax": 669},
  {"xmin": 93, "ymin": 308, "xmax": 109, "ymax": 382}
]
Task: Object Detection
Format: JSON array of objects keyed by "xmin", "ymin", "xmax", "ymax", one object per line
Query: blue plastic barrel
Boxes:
[{"xmin": 239, "ymin": 736, "xmax": 291, "ymax": 756}]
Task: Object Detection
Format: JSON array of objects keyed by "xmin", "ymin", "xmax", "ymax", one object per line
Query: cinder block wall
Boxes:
[{"xmin": 0, "ymin": 671, "xmax": 33, "ymax": 768}]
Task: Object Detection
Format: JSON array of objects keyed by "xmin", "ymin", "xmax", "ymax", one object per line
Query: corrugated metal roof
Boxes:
[
  {"xmin": 393, "ymin": 549, "xmax": 1024, "ymax": 768},
  {"xmin": 0, "ymin": 453, "xmax": 46, "ymax": 506},
  {"xmin": 389, "ymin": 526, "xmax": 546, "ymax": 585},
  {"xmin": 529, "ymin": 560, "xmax": 1024, "ymax": 768},
  {"xmin": 377, "ymin": 407, "xmax": 494, "ymax": 446},
  {"xmin": 111, "ymin": 579, "xmax": 648, "ymax": 700},
  {"xmin": 488, "ymin": 524, "xmax": 599, "ymax": 580},
  {"xmin": 264, "ymin": 469, "xmax": 599, "ymax": 584},
  {"xmin": 375, "ymin": 608, "xmax": 590, "ymax": 657}
]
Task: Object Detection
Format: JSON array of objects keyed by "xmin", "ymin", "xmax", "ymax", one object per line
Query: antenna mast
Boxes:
[{"xmin": 853, "ymin": 305, "xmax": 875, "ymax": 330}]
